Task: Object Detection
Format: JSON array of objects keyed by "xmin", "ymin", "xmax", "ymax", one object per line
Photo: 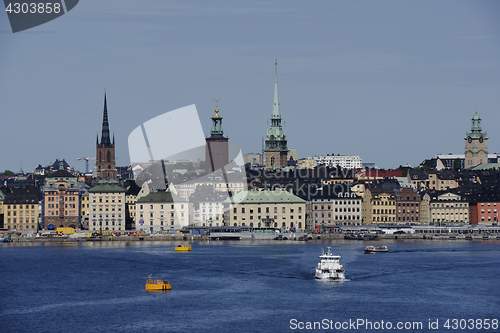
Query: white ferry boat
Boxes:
[
  {"xmin": 315, "ymin": 247, "xmax": 345, "ymax": 280},
  {"xmin": 364, "ymin": 245, "xmax": 389, "ymax": 253}
]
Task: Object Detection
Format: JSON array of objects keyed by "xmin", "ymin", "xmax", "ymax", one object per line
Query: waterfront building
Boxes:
[
  {"xmin": 465, "ymin": 110, "xmax": 488, "ymax": 169},
  {"xmin": 362, "ymin": 188, "xmax": 397, "ymax": 225},
  {"xmin": 3, "ymin": 187, "xmax": 40, "ymax": 231},
  {"xmin": 306, "ymin": 154, "xmax": 362, "ymax": 170},
  {"xmin": 135, "ymin": 190, "xmax": 188, "ymax": 232},
  {"xmin": 223, "ymin": 190, "xmax": 306, "ymax": 230},
  {"xmin": 468, "ymin": 190, "xmax": 500, "ymax": 225},
  {"xmin": 96, "ymin": 93, "xmax": 117, "ymax": 180},
  {"xmin": 205, "ymin": 104, "xmax": 229, "ymax": 173},
  {"xmin": 42, "ymin": 164, "xmax": 81, "ymax": 229},
  {"xmin": 188, "ymin": 185, "xmax": 225, "ymax": 227},
  {"xmin": 89, "ymin": 180, "xmax": 126, "ymax": 231},
  {"xmin": 427, "ymin": 191, "xmax": 469, "ymax": 225},
  {"xmin": 304, "ymin": 185, "xmax": 362, "ymax": 230},
  {"xmin": 263, "ymin": 62, "xmax": 297, "ymax": 170},
  {"xmin": 395, "ymin": 187, "xmax": 421, "ymax": 224}
]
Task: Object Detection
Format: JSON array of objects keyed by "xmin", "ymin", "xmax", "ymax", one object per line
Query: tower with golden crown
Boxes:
[{"xmin": 205, "ymin": 103, "xmax": 229, "ymax": 173}]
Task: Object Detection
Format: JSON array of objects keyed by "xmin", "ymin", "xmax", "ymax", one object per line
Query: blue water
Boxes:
[{"xmin": 1, "ymin": 239, "xmax": 499, "ymax": 332}]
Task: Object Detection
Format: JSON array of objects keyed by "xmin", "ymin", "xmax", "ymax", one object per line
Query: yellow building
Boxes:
[
  {"xmin": 428, "ymin": 172, "xmax": 458, "ymax": 191},
  {"xmin": 428, "ymin": 192, "xmax": 469, "ymax": 225},
  {"xmin": 362, "ymin": 188, "xmax": 397, "ymax": 225},
  {"xmin": 224, "ymin": 190, "xmax": 306, "ymax": 231},
  {"xmin": 4, "ymin": 189, "xmax": 40, "ymax": 231}
]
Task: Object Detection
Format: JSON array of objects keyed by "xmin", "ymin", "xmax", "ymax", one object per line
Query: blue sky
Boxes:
[{"xmin": 1, "ymin": 0, "xmax": 499, "ymax": 172}]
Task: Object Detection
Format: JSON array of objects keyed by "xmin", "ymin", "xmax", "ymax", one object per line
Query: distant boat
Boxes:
[
  {"xmin": 145, "ymin": 275, "xmax": 171, "ymax": 291},
  {"xmin": 175, "ymin": 244, "xmax": 192, "ymax": 252},
  {"xmin": 364, "ymin": 245, "xmax": 389, "ymax": 253}
]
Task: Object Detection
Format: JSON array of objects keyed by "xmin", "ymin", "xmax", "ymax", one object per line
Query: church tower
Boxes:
[
  {"xmin": 264, "ymin": 61, "xmax": 295, "ymax": 170},
  {"xmin": 205, "ymin": 102, "xmax": 229, "ymax": 173},
  {"xmin": 465, "ymin": 109, "xmax": 488, "ymax": 169},
  {"xmin": 96, "ymin": 92, "xmax": 117, "ymax": 179}
]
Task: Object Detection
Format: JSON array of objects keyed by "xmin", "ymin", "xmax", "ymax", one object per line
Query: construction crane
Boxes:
[{"xmin": 77, "ymin": 157, "xmax": 95, "ymax": 174}]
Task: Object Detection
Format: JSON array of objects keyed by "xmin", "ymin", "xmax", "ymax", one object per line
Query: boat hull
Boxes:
[
  {"xmin": 315, "ymin": 269, "xmax": 345, "ymax": 280},
  {"xmin": 145, "ymin": 279, "xmax": 172, "ymax": 291},
  {"xmin": 175, "ymin": 245, "xmax": 191, "ymax": 252}
]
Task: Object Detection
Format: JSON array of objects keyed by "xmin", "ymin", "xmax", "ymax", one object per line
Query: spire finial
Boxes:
[
  {"xmin": 275, "ymin": 58, "xmax": 277, "ymax": 73},
  {"xmin": 213, "ymin": 99, "xmax": 220, "ymax": 118},
  {"xmin": 475, "ymin": 105, "xmax": 477, "ymax": 114}
]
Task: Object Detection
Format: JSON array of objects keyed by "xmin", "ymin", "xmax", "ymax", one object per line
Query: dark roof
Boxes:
[
  {"xmin": 137, "ymin": 191, "xmax": 186, "ymax": 203},
  {"xmin": 46, "ymin": 169, "xmax": 75, "ymax": 179},
  {"xmin": 51, "ymin": 159, "xmax": 70, "ymax": 171},
  {"xmin": 89, "ymin": 180, "xmax": 125, "ymax": 193}
]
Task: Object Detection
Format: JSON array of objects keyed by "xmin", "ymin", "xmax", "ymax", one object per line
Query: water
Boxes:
[{"xmin": 1, "ymin": 239, "xmax": 499, "ymax": 332}]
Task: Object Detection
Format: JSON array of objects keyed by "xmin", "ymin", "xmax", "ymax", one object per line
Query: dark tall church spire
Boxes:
[{"xmin": 100, "ymin": 92, "xmax": 112, "ymax": 147}]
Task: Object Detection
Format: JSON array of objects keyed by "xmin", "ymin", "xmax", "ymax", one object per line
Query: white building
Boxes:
[
  {"xmin": 89, "ymin": 180, "xmax": 126, "ymax": 232},
  {"xmin": 306, "ymin": 154, "xmax": 362, "ymax": 170},
  {"xmin": 135, "ymin": 190, "xmax": 188, "ymax": 232}
]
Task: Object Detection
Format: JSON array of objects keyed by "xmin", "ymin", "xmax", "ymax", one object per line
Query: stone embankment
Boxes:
[{"xmin": 4, "ymin": 233, "xmax": 465, "ymax": 243}]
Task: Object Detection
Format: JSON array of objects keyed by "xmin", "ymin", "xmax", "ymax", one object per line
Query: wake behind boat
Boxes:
[
  {"xmin": 364, "ymin": 245, "xmax": 388, "ymax": 253},
  {"xmin": 315, "ymin": 247, "xmax": 345, "ymax": 280}
]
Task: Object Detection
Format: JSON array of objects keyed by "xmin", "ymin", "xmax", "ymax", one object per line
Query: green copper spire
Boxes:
[
  {"xmin": 272, "ymin": 59, "xmax": 280, "ymax": 119},
  {"xmin": 465, "ymin": 108, "xmax": 488, "ymax": 140},
  {"xmin": 265, "ymin": 60, "xmax": 287, "ymax": 152}
]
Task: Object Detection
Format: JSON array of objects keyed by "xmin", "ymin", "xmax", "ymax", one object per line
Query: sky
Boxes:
[{"xmin": 1, "ymin": 0, "xmax": 499, "ymax": 173}]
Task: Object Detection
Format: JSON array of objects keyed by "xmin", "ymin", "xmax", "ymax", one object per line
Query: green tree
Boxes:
[
  {"xmin": 453, "ymin": 158, "xmax": 461, "ymax": 169},
  {"xmin": 1, "ymin": 170, "xmax": 15, "ymax": 176}
]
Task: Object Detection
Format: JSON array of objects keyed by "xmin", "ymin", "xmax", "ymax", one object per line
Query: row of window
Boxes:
[
  {"xmin": 234, "ymin": 207, "xmax": 303, "ymax": 214},
  {"xmin": 6, "ymin": 211, "xmax": 35, "ymax": 216},
  {"xmin": 91, "ymin": 214, "xmax": 123, "ymax": 219},
  {"xmin": 47, "ymin": 210, "xmax": 77, "ymax": 216},
  {"xmin": 5, "ymin": 205, "xmax": 36, "ymax": 210},
  {"xmin": 432, "ymin": 203, "xmax": 466, "ymax": 208},
  {"xmin": 6, "ymin": 218, "xmax": 36, "ymax": 224},
  {"xmin": 234, "ymin": 215, "xmax": 303, "ymax": 221},
  {"xmin": 373, "ymin": 209, "xmax": 396, "ymax": 214},
  {"xmin": 372, "ymin": 201, "xmax": 395, "ymax": 206},
  {"xmin": 46, "ymin": 196, "xmax": 77, "ymax": 201},
  {"xmin": 138, "ymin": 204, "xmax": 184, "ymax": 210},
  {"xmin": 92, "ymin": 220, "xmax": 123, "ymax": 226},
  {"xmin": 92, "ymin": 196, "xmax": 123, "ymax": 203}
]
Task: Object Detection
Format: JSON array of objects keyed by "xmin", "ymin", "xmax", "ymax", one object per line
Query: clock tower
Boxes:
[{"xmin": 465, "ymin": 109, "xmax": 488, "ymax": 169}]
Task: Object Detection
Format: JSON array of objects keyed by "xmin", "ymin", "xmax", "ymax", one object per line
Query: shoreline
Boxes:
[{"xmin": 5, "ymin": 233, "xmax": 500, "ymax": 243}]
